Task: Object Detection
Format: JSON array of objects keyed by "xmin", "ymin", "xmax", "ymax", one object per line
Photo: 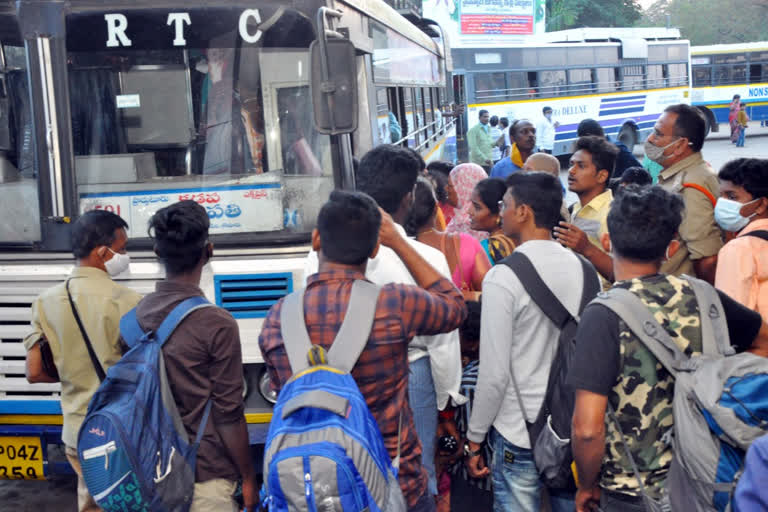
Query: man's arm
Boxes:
[
  {"xmin": 748, "ymin": 322, "xmax": 768, "ymax": 358},
  {"xmin": 572, "ymin": 389, "xmax": 608, "ymax": 512},
  {"xmin": 554, "ymin": 222, "xmax": 614, "ymax": 281},
  {"xmin": 25, "ymin": 341, "xmax": 58, "ymax": 383},
  {"xmin": 679, "ymin": 182, "xmax": 723, "ymax": 285},
  {"xmin": 693, "ymin": 255, "xmax": 718, "ymax": 285},
  {"xmin": 217, "ymin": 420, "xmax": 257, "ymax": 509}
]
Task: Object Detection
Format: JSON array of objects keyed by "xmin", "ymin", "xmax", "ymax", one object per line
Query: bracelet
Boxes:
[{"xmin": 439, "ymin": 409, "xmax": 454, "ymax": 421}]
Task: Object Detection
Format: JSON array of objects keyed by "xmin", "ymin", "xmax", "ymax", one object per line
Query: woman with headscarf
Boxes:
[
  {"xmin": 406, "ymin": 178, "xmax": 490, "ymax": 299},
  {"xmin": 470, "ymin": 178, "xmax": 516, "ymax": 264},
  {"xmin": 446, "ymin": 163, "xmax": 489, "ymax": 240}
]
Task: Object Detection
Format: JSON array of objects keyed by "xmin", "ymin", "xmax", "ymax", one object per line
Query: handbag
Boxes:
[{"xmin": 38, "ymin": 337, "xmax": 60, "ymax": 382}]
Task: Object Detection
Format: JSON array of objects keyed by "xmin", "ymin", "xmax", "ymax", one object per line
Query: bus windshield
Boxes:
[{"xmin": 68, "ymin": 7, "xmax": 334, "ymax": 240}]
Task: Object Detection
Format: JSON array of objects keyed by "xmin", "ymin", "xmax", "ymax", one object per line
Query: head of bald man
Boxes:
[{"xmin": 522, "ymin": 152, "xmax": 561, "ymax": 178}]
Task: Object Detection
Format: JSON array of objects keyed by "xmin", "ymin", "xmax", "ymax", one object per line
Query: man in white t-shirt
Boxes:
[
  {"xmin": 304, "ymin": 145, "xmax": 466, "ymax": 501},
  {"xmin": 536, "ymin": 106, "xmax": 559, "ymax": 154},
  {"xmin": 490, "ymin": 115, "xmax": 503, "ymax": 164}
]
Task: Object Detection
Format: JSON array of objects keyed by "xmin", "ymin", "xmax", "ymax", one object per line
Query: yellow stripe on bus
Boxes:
[
  {"xmin": 468, "ymin": 86, "xmax": 689, "ymax": 109},
  {"xmin": 693, "ymin": 82, "xmax": 768, "ymax": 91},
  {"xmin": 424, "ymin": 138, "xmax": 446, "ymax": 161},
  {"xmin": 701, "ymin": 101, "xmax": 768, "ymax": 109},
  {"xmin": 0, "ymin": 413, "xmax": 275, "ymax": 425}
]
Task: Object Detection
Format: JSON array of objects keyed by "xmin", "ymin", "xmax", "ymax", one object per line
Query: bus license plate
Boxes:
[{"xmin": 0, "ymin": 436, "xmax": 44, "ymax": 479}]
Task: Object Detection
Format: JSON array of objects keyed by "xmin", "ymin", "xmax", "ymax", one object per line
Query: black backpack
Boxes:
[{"xmin": 501, "ymin": 251, "xmax": 600, "ymax": 489}]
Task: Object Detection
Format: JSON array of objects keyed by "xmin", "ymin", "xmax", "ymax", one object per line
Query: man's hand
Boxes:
[
  {"xmin": 241, "ymin": 473, "xmax": 258, "ymax": 511},
  {"xmin": 554, "ymin": 222, "xmax": 591, "ymax": 255},
  {"xmin": 575, "ymin": 486, "xmax": 601, "ymax": 512},
  {"xmin": 378, "ymin": 208, "xmax": 405, "ymax": 249},
  {"xmin": 465, "ymin": 440, "xmax": 490, "ymax": 478}
]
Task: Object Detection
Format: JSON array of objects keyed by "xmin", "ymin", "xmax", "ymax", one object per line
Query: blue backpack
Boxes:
[
  {"xmin": 261, "ymin": 280, "xmax": 406, "ymax": 512},
  {"xmin": 77, "ymin": 297, "xmax": 214, "ymax": 512}
]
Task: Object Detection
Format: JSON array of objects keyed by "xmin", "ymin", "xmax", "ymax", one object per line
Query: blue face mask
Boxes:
[{"xmin": 714, "ymin": 197, "xmax": 758, "ymax": 232}]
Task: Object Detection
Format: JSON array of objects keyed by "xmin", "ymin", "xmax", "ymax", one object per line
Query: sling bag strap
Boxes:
[
  {"xmin": 66, "ymin": 279, "xmax": 106, "ymax": 382},
  {"xmin": 501, "ymin": 251, "xmax": 600, "ymax": 423},
  {"xmin": 740, "ymin": 230, "xmax": 768, "ymax": 242}
]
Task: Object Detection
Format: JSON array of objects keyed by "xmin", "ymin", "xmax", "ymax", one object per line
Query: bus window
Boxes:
[
  {"xmin": 475, "ymin": 72, "xmax": 507, "ymax": 101},
  {"xmin": 749, "ymin": 52, "xmax": 768, "ymax": 82},
  {"xmin": 413, "ymin": 87, "xmax": 424, "ymax": 147},
  {"xmin": 376, "ymin": 87, "xmax": 397, "ymax": 145},
  {"xmin": 568, "ymin": 69, "xmax": 592, "ymax": 95},
  {"xmin": 539, "ymin": 70, "xmax": 566, "ymax": 97},
  {"xmin": 648, "ymin": 65, "xmax": 664, "ymax": 88},
  {"xmin": 595, "ymin": 68, "xmax": 617, "ymax": 92},
  {"xmin": 68, "ymin": 7, "xmax": 335, "ymax": 238},
  {"xmin": 667, "ymin": 63, "xmax": 688, "ymax": 87},
  {"xmin": 0, "ymin": 35, "xmax": 40, "ymax": 243},
  {"xmin": 621, "ymin": 64, "xmax": 645, "ymax": 90},
  {"xmin": 693, "ymin": 66, "xmax": 712, "ymax": 87},
  {"xmin": 424, "ymin": 88, "xmax": 434, "ymax": 140},
  {"xmin": 402, "ymin": 88, "xmax": 415, "ymax": 148}
]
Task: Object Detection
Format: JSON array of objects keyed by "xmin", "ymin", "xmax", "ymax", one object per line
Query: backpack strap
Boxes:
[
  {"xmin": 120, "ymin": 309, "xmax": 145, "ymax": 349},
  {"xmin": 681, "ymin": 275, "xmax": 733, "ymax": 357},
  {"xmin": 501, "ymin": 252, "xmax": 571, "ymax": 328},
  {"xmin": 66, "ymin": 279, "xmax": 107, "ymax": 382},
  {"xmin": 739, "ymin": 230, "xmax": 768, "ymax": 242},
  {"xmin": 155, "ymin": 296, "xmax": 213, "ymax": 347},
  {"xmin": 327, "ymin": 280, "xmax": 381, "ymax": 373},
  {"xmin": 280, "ymin": 280, "xmax": 381, "ymax": 374},
  {"xmin": 577, "ymin": 255, "xmax": 600, "ymax": 314},
  {"xmin": 591, "ymin": 288, "xmax": 687, "ymax": 376}
]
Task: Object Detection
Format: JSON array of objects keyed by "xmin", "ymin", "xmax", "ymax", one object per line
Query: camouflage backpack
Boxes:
[{"xmin": 594, "ymin": 275, "xmax": 768, "ymax": 512}]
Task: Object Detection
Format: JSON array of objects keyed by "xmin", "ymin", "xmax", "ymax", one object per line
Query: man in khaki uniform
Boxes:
[
  {"xmin": 25, "ymin": 211, "xmax": 141, "ymax": 512},
  {"xmin": 645, "ymin": 104, "xmax": 722, "ymax": 284}
]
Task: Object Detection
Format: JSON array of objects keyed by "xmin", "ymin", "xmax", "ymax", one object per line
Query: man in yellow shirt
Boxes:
[
  {"xmin": 24, "ymin": 210, "xmax": 141, "ymax": 512},
  {"xmin": 555, "ymin": 135, "xmax": 618, "ymax": 284}
]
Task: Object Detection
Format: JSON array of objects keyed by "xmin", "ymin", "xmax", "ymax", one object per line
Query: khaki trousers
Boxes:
[
  {"xmin": 65, "ymin": 446, "xmax": 101, "ymax": 512},
  {"xmin": 190, "ymin": 478, "xmax": 239, "ymax": 512}
]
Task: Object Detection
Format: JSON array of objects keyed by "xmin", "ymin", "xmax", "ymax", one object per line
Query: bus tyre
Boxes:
[{"xmin": 618, "ymin": 124, "xmax": 638, "ymax": 148}]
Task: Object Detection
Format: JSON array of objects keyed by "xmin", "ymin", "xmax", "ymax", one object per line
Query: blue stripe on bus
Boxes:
[
  {"xmin": 0, "ymin": 400, "xmax": 62, "ymax": 415},
  {"xmin": 555, "ymin": 120, "xmax": 656, "ymax": 141},
  {"xmin": 601, "ymin": 95, "xmax": 646, "ymax": 102},
  {"xmin": 599, "ymin": 106, "xmax": 646, "ymax": 116},
  {"xmin": 557, "ymin": 113, "xmax": 659, "ymax": 132},
  {"xmin": 79, "ymin": 182, "xmax": 281, "ymax": 199},
  {"xmin": 599, "ymin": 100, "xmax": 645, "ymax": 109}
]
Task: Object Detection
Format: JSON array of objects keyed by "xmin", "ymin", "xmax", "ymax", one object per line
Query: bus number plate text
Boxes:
[{"xmin": 0, "ymin": 437, "xmax": 44, "ymax": 480}]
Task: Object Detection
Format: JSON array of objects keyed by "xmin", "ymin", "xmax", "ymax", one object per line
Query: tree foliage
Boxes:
[
  {"xmin": 638, "ymin": 0, "xmax": 768, "ymax": 45},
  {"xmin": 546, "ymin": 0, "xmax": 643, "ymax": 31}
]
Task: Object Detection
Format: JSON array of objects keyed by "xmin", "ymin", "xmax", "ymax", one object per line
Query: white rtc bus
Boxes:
[
  {"xmin": 452, "ymin": 27, "xmax": 691, "ymax": 159},
  {"xmin": 0, "ymin": 0, "xmax": 454, "ymax": 478},
  {"xmin": 691, "ymin": 41, "xmax": 768, "ymax": 129}
]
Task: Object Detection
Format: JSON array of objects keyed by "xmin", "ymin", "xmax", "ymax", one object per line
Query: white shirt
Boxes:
[
  {"xmin": 303, "ymin": 223, "xmax": 466, "ymax": 410},
  {"xmin": 537, "ymin": 116, "xmax": 557, "ymax": 151},
  {"xmin": 467, "ymin": 240, "xmax": 598, "ymax": 447},
  {"xmin": 490, "ymin": 125, "xmax": 503, "ymax": 161}
]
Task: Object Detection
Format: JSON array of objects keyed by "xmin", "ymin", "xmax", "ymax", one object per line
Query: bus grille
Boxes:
[{"xmin": 214, "ymin": 273, "xmax": 293, "ymax": 319}]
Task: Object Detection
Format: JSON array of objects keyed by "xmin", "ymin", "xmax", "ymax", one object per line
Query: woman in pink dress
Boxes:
[{"xmin": 729, "ymin": 94, "xmax": 741, "ymax": 143}]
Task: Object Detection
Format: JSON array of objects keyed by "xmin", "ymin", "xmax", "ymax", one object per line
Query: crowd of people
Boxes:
[{"xmin": 22, "ymin": 101, "xmax": 768, "ymax": 512}]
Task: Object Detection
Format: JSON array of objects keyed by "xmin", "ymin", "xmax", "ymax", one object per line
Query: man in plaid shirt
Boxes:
[{"xmin": 259, "ymin": 190, "xmax": 467, "ymax": 511}]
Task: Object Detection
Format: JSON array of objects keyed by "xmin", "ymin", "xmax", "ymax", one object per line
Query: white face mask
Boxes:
[{"xmin": 104, "ymin": 248, "xmax": 131, "ymax": 277}]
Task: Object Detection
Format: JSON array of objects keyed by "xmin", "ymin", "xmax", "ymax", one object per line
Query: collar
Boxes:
[
  {"xmin": 306, "ymin": 269, "xmax": 367, "ymax": 287},
  {"xmin": 658, "ymin": 152, "xmax": 705, "ymax": 181},
  {"xmin": 69, "ymin": 266, "xmax": 111, "ymax": 280},
  {"xmin": 155, "ymin": 280, "xmax": 204, "ymax": 296},
  {"xmin": 577, "ymin": 188, "xmax": 613, "ymax": 213},
  {"xmin": 740, "ymin": 218, "xmax": 768, "ymax": 235},
  {"xmin": 510, "ymin": 143, "xmax": 524, "ymax": 168},
  {"xmin": 481, "ymin": 123, "xmax": 489, "ymax": 133}
]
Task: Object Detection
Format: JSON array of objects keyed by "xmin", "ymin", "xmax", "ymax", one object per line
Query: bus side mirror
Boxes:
[{"xmin": 310, "ymin": 38, "xmax": 358, "ymax": 135}]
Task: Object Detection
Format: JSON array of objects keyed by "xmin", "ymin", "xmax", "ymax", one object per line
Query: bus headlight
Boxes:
[{"xmin": 258, "ymin": 369, "xmax": 278, "ymax": 404}]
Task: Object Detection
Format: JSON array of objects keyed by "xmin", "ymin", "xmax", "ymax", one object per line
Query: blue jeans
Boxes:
[
  {"xmin": 737, "ymin": 128, "xmax": 745, "ymax": 147},
  {"xmin": 489, "ymin": 429, "xmax": 576, "ymax": 512},
  {"xmin": 409, "ymin": 356, "xmax": 438, "ymax": 496}
]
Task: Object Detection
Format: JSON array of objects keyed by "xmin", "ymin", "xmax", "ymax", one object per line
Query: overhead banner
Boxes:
[{"xmin": 422, "ymin": 0, "xmax": 546, "ymax": 48}]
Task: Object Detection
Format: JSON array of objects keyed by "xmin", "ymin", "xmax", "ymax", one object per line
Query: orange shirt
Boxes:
[{"xmin": 715, "ymin": 218, "xmax": 768, "ymax": 319}]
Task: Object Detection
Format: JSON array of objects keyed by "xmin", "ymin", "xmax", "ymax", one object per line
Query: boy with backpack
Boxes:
[
  {"xmin": 77, "ymin": 200, "xmax": 256, "ymax": 512},
  {"xmin": 569, "ymin": 185, "xmax": 768, "ymax": 512},
  {"xmin": 259, "ymin": 190, "xmax": 466, "ymax": 511},
  {"xmin": 464, "ymin": 172, "xmax": 600, "ymax": 512}
]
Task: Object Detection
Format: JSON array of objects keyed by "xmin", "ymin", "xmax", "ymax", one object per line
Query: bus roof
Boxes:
[
  {"xmin": 537, "ymin": 27, "xmax": 682, "ymax": 43},
  {"xmin": 691, "ymin": 41, "xmax": 768, "ymax": 55}
]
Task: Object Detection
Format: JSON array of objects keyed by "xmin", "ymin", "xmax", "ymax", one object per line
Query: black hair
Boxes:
[
  {"xmin": 490, "ymin": 115, "xmax": 499, "ymax": 127},
  {"xmin": 428, "ymin": 168, "xmax": 450, "ymax": 203},
  {"xmin": 356, "ymin": 145, "xmax": 421, "ymax": 214},
  {"xmin": 500, "ymin": 117, "xmax": 510, "ymax": 128},
  {"xmin": 149, "ymin": 200, "xmax": 210, "ymax": 275},
  {"xmin": 664, "ymin": 103, "xmax": 706, "ymax": 152},
  {"xmin": 474, "ymin": 178, "xmax": 508, "ymax": 215},
  {"xmin": 426, "ymin": 160, "xmax": 454, "ymax": 176},
  {"xmin": 607, "ymin": 185, "xmax": 684, "ymax": 262},
  {"xmin": 404, "ymin": 178, "xmax": 437, "ymax": 237},
  {"xmin": 542, "ymin": 106, "xmax": 552, "ymax": 114},
  {"xmin": 733, "ymin": 94, "xmax": 741, "ymax": 100},
  {"xmin": 576, "ymin": 118, "xmax": 605, "ymax": 138},
  {"xmin": 573, "ymin": 136, "xmax": 619, "ymax": 176},
  {"xmin": 510, "ymin": 118, "xmax": 533, "ymax": 139},
  {"xmin": 505, "ymin": 172, "xmax": 563, "ymax": 230},
  {"xmin": 460, "ymin": 300, "xmax": 481, "ymax": 343},
  {"xmin": 620, "ymin": 166, "xmax": 653, "ymax": 187},
  {"xmin": 71, "ymin": 210, "xmax": 129, "ymax": 259},
  {"xmin": 317, "ymin": 190, "xmax": 382, "ymax": 265},
  {"xmin": 718, "ymin": 158, "xmax": 768, "ymax": 199},
  {"xmin": 479, "ymin": 109, "xmax": 489, "ymax": 118}
]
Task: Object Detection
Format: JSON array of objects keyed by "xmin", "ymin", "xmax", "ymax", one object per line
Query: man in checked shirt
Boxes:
[{"xmin": 259, "ymin": 190, "xmax": 467, "ymax": 512}]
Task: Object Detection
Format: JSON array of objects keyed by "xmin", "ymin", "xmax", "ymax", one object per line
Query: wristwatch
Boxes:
[{"xmin": 463, "ymin": 441, "xmax": 483, "ymax": 458}]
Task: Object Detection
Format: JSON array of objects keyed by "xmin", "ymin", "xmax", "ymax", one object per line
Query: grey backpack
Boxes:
[{"xmin": 593, "ymin": 275, "xmax": 768, "ymax": 512}]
